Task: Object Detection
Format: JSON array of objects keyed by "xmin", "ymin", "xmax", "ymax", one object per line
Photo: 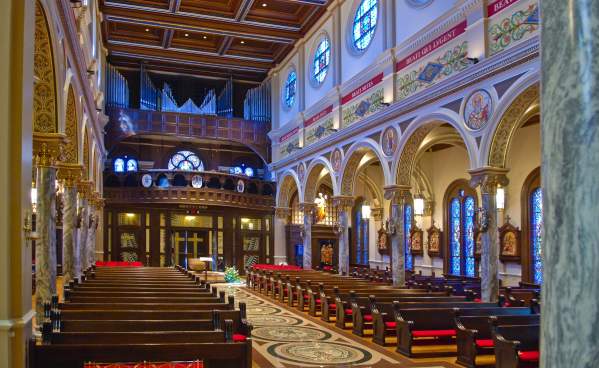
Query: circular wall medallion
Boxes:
[
  {"xmin": 331, "ymin": 148, "xmax": 343, "ymax": 173},
  {"xmin": 381, "ymin": 126, "xmax": 398, "ymax": 156},
  {"xmin": 464, "ymin": 89, "xmax": 493, "ymax": 130},
  {"xmin": 236, "ymin": 179, "xmax": 245, "ymax": 193},
  {"xmin": 248, "ymin": 315, "xmax": 303, "ymax": 326},
  {"xmin": 191, "ymin": 175, "xmax": 203, "ymax": 188},
  {"xmin": 267, "ymin": 342, "xmax": 372, "ymax": 366},
  {"xmin": 405, "ymin": 0, "xmax": 434, "ymax": 8},
  {"xmin": 141, "ymin": 174, "xmax": 153, "ymax": 188},
  {"xmin": 297, "ymin": 163, "xmax": 306, "ymax": 183},
  {"xmin": 251, "ymin": 326, "xmax": 331, "ymax": 342},
  {"xmin": 246, "ymin": 306, "xmax": 280, "ymax": 315}
]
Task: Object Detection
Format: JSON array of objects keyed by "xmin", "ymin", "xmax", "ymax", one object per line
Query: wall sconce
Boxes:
[
  {"xmin": 414, "ymin": 197, "xmax": 425, "ymax": 216},
  {"xmin": 496, "ymin": 186, "xmax": 505, "ymax": 210},
  {"xmin": 361, "ymin": 203, "xmax": 371, "ymax": 220},
  {"xmin": 31, "ymin": 187, "xmax": 38, "ymax": 214}
]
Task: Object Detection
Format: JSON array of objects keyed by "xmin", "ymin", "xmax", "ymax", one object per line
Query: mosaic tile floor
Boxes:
[{"xmin": 216, "ymin": 284, "xmax": 461, "ymax": 368}]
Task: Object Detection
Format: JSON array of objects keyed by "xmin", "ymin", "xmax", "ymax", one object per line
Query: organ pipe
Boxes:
[
  {"xmin": 106, "ymin": 63, "xmax": 129, "ymax": 108},
  {"xmin": 217, "ymin": 76, "xmax": 234, "ymax": 118},
  {"xmin": 140, "ymin": 64, "xmax": 159, "ymax": 111},
  {"xmin": 243, "ymin": 79, "xmax": 271, "ymax": 123}
]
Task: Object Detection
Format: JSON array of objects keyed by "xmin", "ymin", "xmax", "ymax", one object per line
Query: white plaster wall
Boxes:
[
  {"xmin": 340, "ymin": 0, "xmax": 385, "ymax": 83},
  {"xmin": 394, "ymin": 1, "xmax": 459, "ymax": 46},
  {"xmin": 304, "ymin": 18, "xmax": 335, "ymax": 108}
]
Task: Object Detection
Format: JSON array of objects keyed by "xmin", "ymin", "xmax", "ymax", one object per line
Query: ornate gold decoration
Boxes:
[
  {"xmin": 331, "ymin": 196, "xmax": 355, "ymax": 212},
  {"xmin": 34, "ymin": 1, "xmax": 58, "ymax": 133},
  {"xmin": 83, "ymin": 127, "xmax": 90, "ymax": 179},
  {"xmin": 488, "ymin": 84, "xmax": 539, "ymax": 167},
  {"xmin": 33, "ymin": 132, "xmax": 66, "ymax": 167},
  {"xmin": 383, "ymin": 185, "xmax": 412, "ymax": 204},
  {"xmin": 275, "ymin": 207, "xmax": 291, "ymax": 221},
  {"xmin": 57, "ymin": 163, "xmax": 83, "ymax": 188},
  {"xmin": 304, "ymin": 163, "xmax": 329, "ymax": 203},
  {"xmin": 299, "ymin": 202, "xmax": 316, "ymax": 216},
  {"xmin": 340, "ymin": 150, "xmax": 363, "ymax": 195},
  {"xmin": 371, "ymin": 207, "xmax": 383, "ymax": 222},
  {"xmin": 469, "ymin": 166, "xmax": 510, "ymax": 195},
  {"xmin": 77, "ymin": 180, "xmax": 93, "ymax": 200},
  {"xmin": 63, "ymin": 85, "xmax": 79, "ymax": 163},
  {"xmin": 396, "ymin": 125, "xmax": 435, "ymax": 186}
]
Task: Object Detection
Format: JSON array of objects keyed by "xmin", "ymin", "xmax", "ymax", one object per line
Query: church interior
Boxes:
[{"xmin": 0, "ymin": 0, "xmax": 597, "ymax": 367}]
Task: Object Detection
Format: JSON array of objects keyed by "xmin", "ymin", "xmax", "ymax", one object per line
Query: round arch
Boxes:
[
  {"xmin": 392, "ymin": 110, "xmax": 478, "ymax": 186},
  {"xmin": 482, "ymin": 78, "xmax": 540, "ymax": 168},
  {"xmin": 303, "ymin": 157, "xmax": 338, "ymax": 203},
  {"xmin": 338, "ymin": 138, "xmax": 391, "ymax": 196},
  {"xmin": 277, "ymin": 170, "xmax": 302, "ymax": 207}
]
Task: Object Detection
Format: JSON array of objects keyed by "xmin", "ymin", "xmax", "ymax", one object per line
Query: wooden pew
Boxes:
[
  {"xmin": 492, "ymin": 324, "xmax": 540, "ymax": 368},
  {"xmin": 455, "ymin": 311, "xmax": 539, "ymax": 368}
]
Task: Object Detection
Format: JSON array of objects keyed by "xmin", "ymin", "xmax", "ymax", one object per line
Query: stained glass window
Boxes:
[
  {"xmin": 353, "ymin": 206, "xmax": 369, "ymax": 266},
  {"xmin": 355, "ymin": 209, "xmax": 362, "ymax": 264},
  {"xmin": 353, "ymin": 0, "xmax": 378, "ymax": 51},
  {"xmin": 168, "ymin": 150, "xmax": 204, "ymax": 171},
  {"xmin": 531, "ymin": 187, "xmax": 543, "ymax": 284},
  {"xmin": 362, "ymin": 216, "xmax": 369, "ymax": 265},
  {"xmin": 126, "ymin": 159, "xmax": 138, "ymax": 172},
  {"xmin": 404, "ymin": 204, "xmax": 413, "ymax": 271},
  {"xmin": 114, "ymin": 158, "xmax": 125, "ymax": 173},
  {"xmin": 450, "ymin": 198, "xmax": 461, "ymax": 275},
  {"xmin": 313, "ymin": 36, "xmax": 331, "ymax": 84},
  {"xmin": 464, "ymin": 196, "xmax": 475, "ymax": 277},
  {"xmin": 284, "ymin": 70, "xmax": 297, "ymax": 108}
]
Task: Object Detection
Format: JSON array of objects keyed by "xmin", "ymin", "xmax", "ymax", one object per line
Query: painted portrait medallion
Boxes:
[
  {"xmin": 331, "ymin": 149, "xmax": 343, "ymax": 173},
  {"xmin": 297, "ymin": 162, "xmax": 306, "ymax": 183},
  {"xmin": 464, "ymin": 89, "xmax": 493, "ymax": 130},
  {"xmin": 381, "ymin": 126, "xmax": 398, "ymax": 156}
]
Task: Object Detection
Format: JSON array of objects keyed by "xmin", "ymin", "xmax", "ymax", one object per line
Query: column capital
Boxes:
[
  {"xmin": 299, "ymin": 202, "xmax": 316, "ymax": 214},
  {"xmin": 371, "ymin": 207, "xmax": 383, "ymax": 222},
  {"xmin": 331, "ymin": 195, "xmax": 355, "ymax": 211},
  {"xmin": 57, "ymin": 163, "xmax": 83, "ymax": 188},
  {"xmin": 383, "ymin": 185, "xmax": 412, "ymax": 204},
  {"xmin": 468, "ymin": 166, "xmax": 510, "ymax": 194},
  {"xmin": 77, "ymin": 180, "xmax": 93, "ymax": 200},
  {"xmin": 274, "ymin": 207, "xmax": 291, "ymax": 221},
  {"xmin": 33, "ymin": 132, "xmax": 67, "ymax": 168}
]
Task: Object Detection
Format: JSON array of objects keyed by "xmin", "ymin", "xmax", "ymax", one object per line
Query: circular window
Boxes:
[
  {"xmin": 283, "ymin": 69, "xmax": 297, "ymax": 108},
  {"xmin": 352, "ymin": 0, "xmax": 378, "ymax": 51},
  {"xmin": 312, "ymin": 35, "xmax": 331, "ymax": 85},
  {"xmin": 168, "ymin": 150, "xmax": 204, "ymax": 171}
]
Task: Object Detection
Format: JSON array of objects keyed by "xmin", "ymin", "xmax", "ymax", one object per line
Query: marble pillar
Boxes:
[
  {"xmin": 384, "ymin": 186, "xmax": 410, "ymax": 287},
  {"xmin": 274, "ymin": 207, "xmax": 291, "ymax": 264},
  {"xmin": 300, "ymin": 203, "xmax": 314, "ymax": 269},
  {"xmin": 470, "ymin": 168, "xmax": 508, "ymax": 303},
  {"xmin": 333, "ymin": 196, "xmax": 354, "ymax": 276},
  {"xmin": 35, "ymin": 166, "xmax": 57, "ymax": 319},
  {"xmin": 78, "ymin": 198, "xmax": 89, "ymax": 273},
  {"xmin": 541, "ymin": 1, "xmax": 599, "ymax": 366},
  {"xmin": 86, "ymin": 208, "xmax": 97, "ymax": 268},
  {"xmin": 61, "ymin": 185, "xmax": 77, "ymax": 283}
]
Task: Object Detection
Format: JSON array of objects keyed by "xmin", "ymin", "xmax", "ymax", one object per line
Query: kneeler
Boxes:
[{"xmin": 84, "ymin": 361, "xmax": 204, "ymax": 368}]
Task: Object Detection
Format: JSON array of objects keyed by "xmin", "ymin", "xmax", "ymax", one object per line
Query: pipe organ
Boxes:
[
  {"xmin": 106, "ymin": 64, "xmax": 130, "ymax": 108},
  {"xmin": 216, "ymin": 77, "xmax": 234, "ymax": 118},
  {"xmin": 244, "ymin": 80, "xmax": 271, "ymax": 123},
  {"xmin": 139, "ymin": 64, "xmax": 160, "ymax": 111},
  {"xmin": 162, "ymin": 84, "xmax": 216, "ymax": 115}
]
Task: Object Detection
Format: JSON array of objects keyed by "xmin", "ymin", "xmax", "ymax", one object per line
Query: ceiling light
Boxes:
[
  {"xmin": 240, "ymin": 40, "xmax": 245, "ymax": 44},
  {"xmin": 184, "ymin": 33, "xmax": 189, "ymax": 37},
  {"xmin": 262, "ymin": 2, "xmax": 267, "ymax": 6},
  {"xmin": 145, "ymin": 28, "xmax": 150, "ymax": 32},
  {"xmin": 203, "ymin": 35, "xmax": 207, "ymax": 39}
]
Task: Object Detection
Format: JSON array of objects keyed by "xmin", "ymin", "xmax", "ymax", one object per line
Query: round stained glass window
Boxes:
[
  {"xmin": 352, "ymin": 0, "xmax": 378, "ymax": 51},
  {"xmin": 168, "ymin": 150, "xmax": 204, "ymax": 171},
  {"xmin": 313, "ymin": 36, "xmax": 331, "ymax": 85}
]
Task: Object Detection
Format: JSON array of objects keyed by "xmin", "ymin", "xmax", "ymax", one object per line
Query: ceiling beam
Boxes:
[
  {"xmin": 235, "ymin": 0, "xmax": 256, "ymax": 21},
  {"xmin": 218, "ymin": 36, "xmax": 234, "ymax": 56},
  {"xmin": 162, "ymin": 29, "xmax": 174, "ymax": 49},
  {"xmin": 168, "ymin": 0, "xmax": 182, "ymax": 13}
]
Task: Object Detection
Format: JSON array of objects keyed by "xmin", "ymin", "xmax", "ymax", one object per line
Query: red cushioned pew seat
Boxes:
[
  {"xmin": 518, "ymin": 350, "xmax": 540, "ymax": 362},
  {"xmin": 411, "ymin": 329, "xmax": 456, "ymax": 338}
]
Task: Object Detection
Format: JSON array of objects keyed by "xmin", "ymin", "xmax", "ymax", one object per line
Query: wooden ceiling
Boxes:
[{"xmin": 101, "ymin": 0, "xmax": 329, "ymax": 82}]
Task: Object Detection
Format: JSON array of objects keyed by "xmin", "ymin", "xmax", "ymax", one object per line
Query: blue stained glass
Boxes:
[
  {"xmin": 114, "ymin": 158, "xmax": 125, "ymax": 173},
  {"xmin": 313, "ymin": 37, "xmax": 331, "ymax": 84},
  {"xmin": 363, "ymin": 219, "xmax": 369, "ymax": 265},
  {"xmin": 353, "ymin": 0, "xmax": 378, "ymax": 51},
  {"xmin": 531, "ymin": 188, "xmax": 543, "ymax": 284},
  {"xmin": 404, "ymin": 204, "xmax": 413, "ymax": 271},
  {"xmin": 464, "ymin": 196, "xmax": 475, "ymax": 277},
  {"xmin": 284, "ymin": 70, "xmax": 297, "ymax": 108},
  {"xmin": 450, "ymin": 198, "xmax": 461, "ymax": 275},
  {"xmin": 126, "ymin": 159, "xmax": 138, "ymax": 172},
  {"xmin": 355, "ymin": 210, "xmax": 362, "ymax": 264},
  {"xmin": 168, "ymin": 150, "xmax": 204, "ymax": 171}
]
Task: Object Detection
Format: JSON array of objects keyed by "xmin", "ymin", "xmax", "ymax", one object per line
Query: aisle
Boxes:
[{"xmin": 216, "ymin": 285, "xmax": 459, "ymax": 368}]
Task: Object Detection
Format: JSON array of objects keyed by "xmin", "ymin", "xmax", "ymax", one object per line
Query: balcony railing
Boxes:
[{"xmin": 105, "ymin": 106, "xmax": 271, "ymax": 161}]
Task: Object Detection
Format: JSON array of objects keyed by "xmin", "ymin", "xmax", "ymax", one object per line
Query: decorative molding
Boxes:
[
  {"xmin": 275, "ymin": 207, "xmax": 292, "ymax": 221},
  {"xmin": 331, "ymin": 195, "xmax": 355, "ymax": 212},
  {"xmin": 33, "ymin": 133, "xmax": 66, "ymax": 168},
  {"xmin": 34, "ymin": 1, "xmax": 58, "ymax": 134},
  {"xmin": 469, "ymin": 166, "xmax": 510, "ymax": 194},
  {"xmin": 383, "ymin": 185, "xmax": 412, "ymax": 204},
  {"xmin": 57, "ymin": 163, "xmax": 83, "ymax": 188}
]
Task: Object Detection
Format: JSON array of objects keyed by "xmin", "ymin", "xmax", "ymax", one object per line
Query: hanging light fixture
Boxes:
[
  {"xmin": 414, "ymin": 197, "xmax": 425, "ymax": 216},
  {"xmin": 361, "ymin": 202, "xmax": 371, "ymax": 220},
  {"xmin": 31, "ymin": 185, "xmax": 38, "ymax": 214}
]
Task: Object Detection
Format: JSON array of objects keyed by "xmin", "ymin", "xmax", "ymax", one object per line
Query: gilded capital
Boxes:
[
  {"xmin": 33, "ymin": 133, "xmax": 66, "ymax": 168},
  {"xmin": 469, "ymin": 167, "xmax": 510, "ymax": 195},
  {"xmin": 331, "ymin": 195, "xmax": 355, "ymax": 212},
  {"xmin": 77, "ymin": 180, "xmax": 93, "ymax": 200},
  {"xmin": 383, "ymin": 185, "xmax": 412, "ymax": 204},
  {"xmin": 371, "ymin": 207, "xmax": 383, "ymax": 221},
  {"xmin": 57, "ymin": 163, "xmax": 83, "ymax": 188},
  {"xmin": 275, "ymin": 207, "xmax": 291, "ymax": 221},
  {"xmin": 299, "ymin": 202, "xmax": 316, "ymax": 214}
]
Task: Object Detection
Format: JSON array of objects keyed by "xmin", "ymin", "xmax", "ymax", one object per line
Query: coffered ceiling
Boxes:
[{"xmin": 101, "ymin": 0, "xmax": 329, "ymax": 82}]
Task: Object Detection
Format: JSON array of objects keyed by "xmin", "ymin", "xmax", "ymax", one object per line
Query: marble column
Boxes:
[
  {"xmin": 86, "ymin": 206, "xmax": 97, "ymax": 268},
  {"xmin": 384, "ymin": 185, "xmax": 410, "ymax": 287},
  {"xmin": 274, "ymin": 207, "xmax": 291, "ymax": 264},
  {"xmin": 78, "ymin": 196, "xmax": 89, "ymax": 273},
  {"xmin": 333, "ymin": 196, "xmax": 354, "ymax": 275},
  {"xmin": 33, "ymin": 135, "xmax": 65, "ymax": 321},
  {"xmin": 469, "ymin": 168, "xmax": 508, "ymax": 303},
  {"xmin": 541, "ymin": 1, "xmax": 599, "ymax": 366},
  {"xmin": 299, "ymin": 203, "xmax": 314, "ymax": 269},
  {"xmin": 58, "ymin": 165, "xmax": 81, "ymax": 284}
]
